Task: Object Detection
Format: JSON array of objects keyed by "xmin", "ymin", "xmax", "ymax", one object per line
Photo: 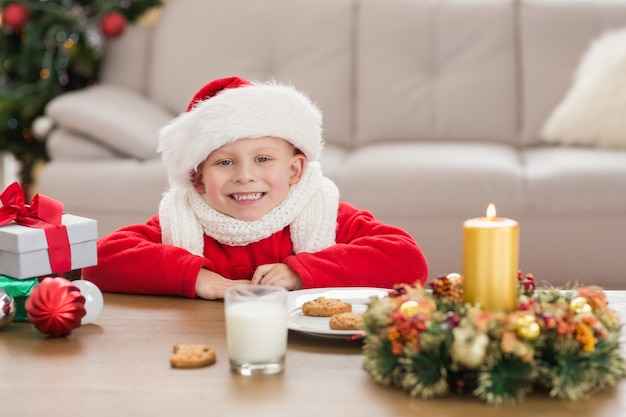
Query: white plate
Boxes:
[{"xmin": 287, "ymin": 287, "xmax": 390, "ymax": 339}]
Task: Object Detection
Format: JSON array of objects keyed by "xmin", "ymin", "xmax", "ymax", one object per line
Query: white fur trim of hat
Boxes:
[{"xmin": 158, "ymin": 76, "xmax": 323, "ymax": 188}]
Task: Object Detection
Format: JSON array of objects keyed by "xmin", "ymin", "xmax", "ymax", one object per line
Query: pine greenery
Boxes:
[{"xmin": 0, "ymin": 0, "xmax": 160, "ymax": 187}]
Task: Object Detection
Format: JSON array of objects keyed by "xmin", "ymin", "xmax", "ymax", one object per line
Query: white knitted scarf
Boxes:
[{"xmin": 158, "ymin": 161, "xmax": 339, "ymax": 256}]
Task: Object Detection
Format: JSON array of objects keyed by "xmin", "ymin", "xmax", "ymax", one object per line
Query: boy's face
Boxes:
[{"xmin": 194, "ymin": 136, "xmax": 306, "ymax": 221}]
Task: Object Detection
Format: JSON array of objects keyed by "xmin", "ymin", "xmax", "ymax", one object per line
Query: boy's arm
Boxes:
[
  {"xmin": 82, "ymin": 214, "xmax": 212, "ymax": 297},
  {"xmin": 284, "ymin": 202, "xmax": 428, "ymax": 289}
]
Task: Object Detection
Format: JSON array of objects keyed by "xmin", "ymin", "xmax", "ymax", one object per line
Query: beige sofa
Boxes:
[{"xmin": 37, "ymin": 0, "xmax": 626, "ymax": 288}]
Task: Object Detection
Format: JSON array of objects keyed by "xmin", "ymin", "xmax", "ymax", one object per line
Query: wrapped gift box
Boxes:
[
  {"xmin": 0, "ymin": 214, "xmax": 97, "ymax": 279},
  {"xmin": 0, "ymin": 275, "xmax": 38, "ymax": 321}
]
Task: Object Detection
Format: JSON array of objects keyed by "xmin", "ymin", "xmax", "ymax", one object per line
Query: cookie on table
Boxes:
[
  {"xmin": 301, "ymin": 296, "xmax": 352, "ymax": 317},
  {"xmin": 329, "ymin": 312, "xmax": 364, "ymax": 331},
  {"xmin": 170, "ymin": 344, "xmax": 216, "ymax": 369}
]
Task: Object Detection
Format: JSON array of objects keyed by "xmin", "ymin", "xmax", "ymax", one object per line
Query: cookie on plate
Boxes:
[
  {"xmin": 301, "ymin": 296, "xmax": 352, "ymax": 317},
  {"xmin": 170, "ymin": 344, "xmax": 216, "ymax": 369},
  {"xmin": 329, "ymin": 312, "xmax": 364, "ymax": 330}
]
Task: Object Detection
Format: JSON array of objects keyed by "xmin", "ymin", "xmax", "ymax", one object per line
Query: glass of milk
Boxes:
[{"xmin": 225, "ymin": 285, "xmax": 288, "ymax": 376}]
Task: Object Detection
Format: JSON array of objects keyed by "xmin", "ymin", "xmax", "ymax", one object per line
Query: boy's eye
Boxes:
[
  {"xmin": 256, "ymin": 156, "xmax": 270, "ymax": 163},
  {"xmin": 217, "ymin": 159, "xmax": 233, "ymax": 166}
]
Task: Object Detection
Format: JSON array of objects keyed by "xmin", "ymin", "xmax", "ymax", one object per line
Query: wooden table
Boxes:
[{"xmin": 2, "ymin": 291, "xmax": 626, "ymax": 417}]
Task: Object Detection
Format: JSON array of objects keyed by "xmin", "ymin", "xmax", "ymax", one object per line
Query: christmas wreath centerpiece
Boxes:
[{"xmin": 362, "ymin": 272, "xmax": 626, "ymax": 405}]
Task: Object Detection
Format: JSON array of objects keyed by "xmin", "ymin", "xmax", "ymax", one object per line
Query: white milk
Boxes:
[{"xmin": 226, "ymin": 301, "xmax": 288, "ymax": 362}]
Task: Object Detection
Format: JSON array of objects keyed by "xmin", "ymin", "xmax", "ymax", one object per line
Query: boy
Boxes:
[{"xmin": 82, "ymin": 77, "xmax": 428, "ymax": 299}]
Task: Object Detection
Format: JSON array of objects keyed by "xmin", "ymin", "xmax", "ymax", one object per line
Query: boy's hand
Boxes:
[
  {"xmin": 251, "ymin": 263, "xmax": 302, "ymax": 291},
  {"xmin": 195, "ymin": 268, "xmax": 251, "ymax": 300}
]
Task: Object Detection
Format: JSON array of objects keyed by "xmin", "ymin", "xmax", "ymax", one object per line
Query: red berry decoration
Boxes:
[
  {"xmin": 2, "ymin": 2, "xmax": 30, "ymax": 31},
  {"xmin": 445, "ymin": 311, "xmax": 461, "ymax": 328},
  {"xmin": 100, "ymin": 11, "xmax": 127, "ymax": 38},
  {"xmin": 25, "ymin": 277, "xmax": 86, "ymax": 337}
]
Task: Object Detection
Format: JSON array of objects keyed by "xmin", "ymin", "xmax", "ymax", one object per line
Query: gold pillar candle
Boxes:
[{"xmin": 462, "ymin": 204, "xmax": 519, "ymax": 312}]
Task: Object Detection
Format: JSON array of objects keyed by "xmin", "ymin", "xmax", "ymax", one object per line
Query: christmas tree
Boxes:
[{"xmin": 0, "ymin": 0, "xmax": 160, "ymax": 194}]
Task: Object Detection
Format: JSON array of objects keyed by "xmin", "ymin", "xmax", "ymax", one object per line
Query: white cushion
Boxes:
[
  {"xmin": 45, "ymin": 85, "xmax": 173, "ymax": 159},
  {"xmin": 46, "ymin": 129, "xmax": 119, "ymax": 159},
  {"xmin": 541, "ymin": 28, "xmax": 626, "ymax": 149}
]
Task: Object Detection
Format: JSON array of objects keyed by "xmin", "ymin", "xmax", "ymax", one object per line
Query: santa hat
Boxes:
[
  {"xmin": 158, "ymin": 76, "xmax": 323, "ymax": 188},
  {"xmin": 156, "ymin": 77, "xmax": 339, "ymax": 256}
]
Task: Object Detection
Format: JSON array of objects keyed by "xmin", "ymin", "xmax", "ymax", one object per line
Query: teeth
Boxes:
[{"xmin": 231, "ymin": 193, "xmax": 263, "ymax": 201}]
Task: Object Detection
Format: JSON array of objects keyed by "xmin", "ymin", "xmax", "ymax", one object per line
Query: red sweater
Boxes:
[{"xmin": 82, "ymin": 202, "xmax": 428, "ymax": 297}]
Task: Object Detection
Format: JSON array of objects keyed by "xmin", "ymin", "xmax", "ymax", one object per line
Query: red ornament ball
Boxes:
[
  {"xmin": 100, "ymin": 11, "xmax": 127, "ymax": 39},
  {"xmin": 25, "ymin": 277, "xmax": 86, "ymax": 337},
  {"xmin": 2, "ymin": 2, "xmax": 30, "ymax": 31}
]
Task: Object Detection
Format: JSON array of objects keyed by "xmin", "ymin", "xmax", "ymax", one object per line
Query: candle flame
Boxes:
[{"xmin": 486, "ymin": 203, "xmax": 496, "ymax": 220}]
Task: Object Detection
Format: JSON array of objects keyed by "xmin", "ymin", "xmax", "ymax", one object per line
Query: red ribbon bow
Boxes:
[{"xmin": 0, "ymin": 182, "xmax": 71, "ymax": 274}]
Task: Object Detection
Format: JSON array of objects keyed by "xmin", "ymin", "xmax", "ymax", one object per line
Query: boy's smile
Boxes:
[
  {"xmin": 230, "ymin": 192, "xmax": 264, "ymax": 202},
  {"xmin": 194, "ymin": 136, "xmax": 306, "ymax": 221}
]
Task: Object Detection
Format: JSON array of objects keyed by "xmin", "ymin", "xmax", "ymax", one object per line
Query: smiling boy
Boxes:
[
  {"xmin": 194, "ymin": 136, "xmax": 305, "ymax": 223},
  {"xmin": 82, "ymin": 77, "xmax": 428, "ymax": 299}
]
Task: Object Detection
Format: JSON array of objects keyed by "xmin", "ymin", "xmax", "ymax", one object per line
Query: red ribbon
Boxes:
[{"xmin": 0, "ymin": 181, "xmax": 71, "ymax": 274}]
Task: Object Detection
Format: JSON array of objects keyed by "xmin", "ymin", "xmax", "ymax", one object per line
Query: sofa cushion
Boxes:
[
  {"xmin": 356, "ymin": 0, "xmax": 517, "ymax": 147},
  {"xmin": 524, "ymin": 146, "xmax": 626, "ymax": 215},
  {"xmin": 148, "ymin": 0, "xmax": 353, "ymax": 147},
  {"xmin": 334, "ymin": 142, "xmax": 525, "ymax": 219},
  {"xmin": 46, "ymin": 129, "xmax": 119, "ymax": 159},
  {"xmin": 541, "ymin": 28, "xmax": 626, "ymax": 149},
  {"xmin": 45, "ymin": 85, "xmax": 173, "ymax": 160},
  {"xmin": 99, "ymin": 25, "xmax": 153, "ymax": 94},
  {"xmin": 519, "ymin": 0, "xmax": 626, "ymax": 145},
  {"xmin": 38, "ymin": 158, "xmax": 168, "ymax": 227}
]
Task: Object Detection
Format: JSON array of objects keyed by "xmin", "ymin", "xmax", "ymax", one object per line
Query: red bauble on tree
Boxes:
[
  {"xmin": 100, "ymin": 11, "xmax": 127, "ymax": 39},
  {"xmin": 2, "ymin": 2, "xmax": 30, "ymax": 31},
  {"xmin": 25, "ymin": 277, "xmax": 86, "ymax": 337}
]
